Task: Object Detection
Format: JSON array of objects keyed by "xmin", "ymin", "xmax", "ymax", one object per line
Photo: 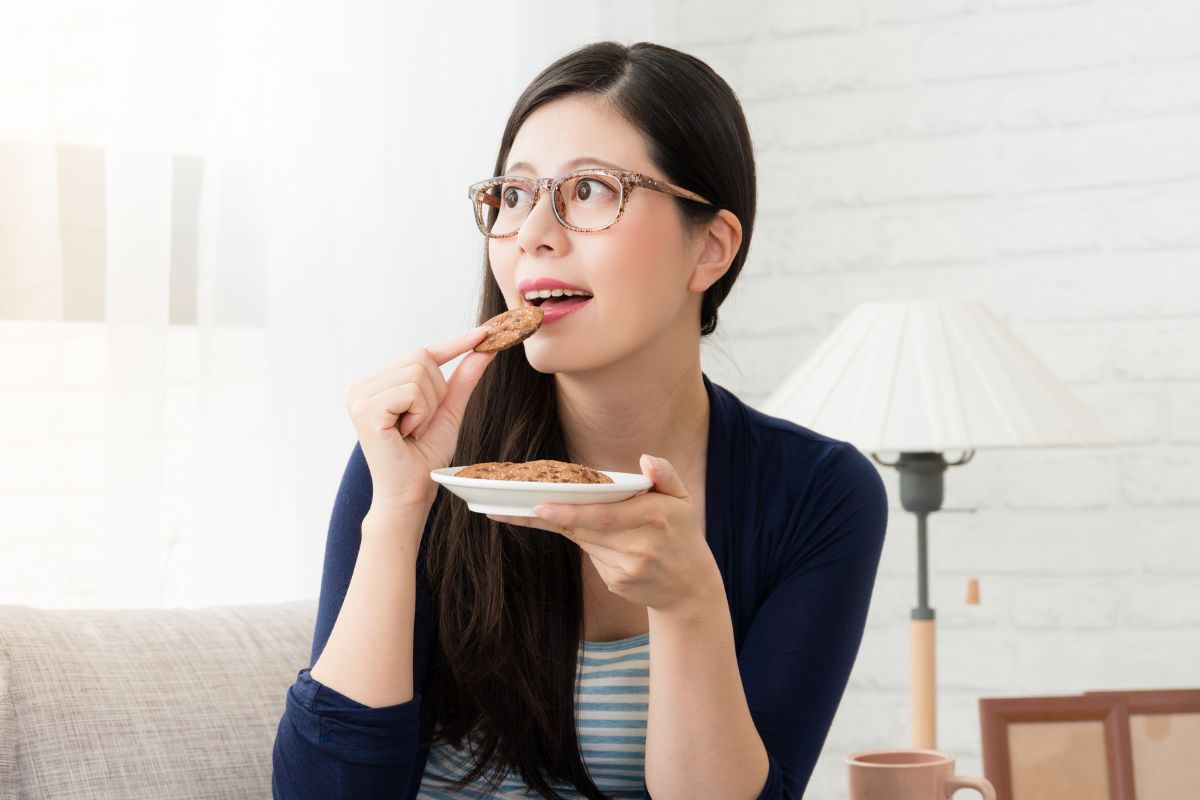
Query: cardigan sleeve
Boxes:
[
  {"xmin": 271, "ymin": 441, "xmax": 431, "ymax": 799},
  {"xmin": 740, "ymin": 442, "xmax": 890, "ymax": 799}
]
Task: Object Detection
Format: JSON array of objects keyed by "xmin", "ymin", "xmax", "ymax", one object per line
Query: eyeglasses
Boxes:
[{"xmin": 467, "ymin": 167, "xmax": 714, "ymax": 238}]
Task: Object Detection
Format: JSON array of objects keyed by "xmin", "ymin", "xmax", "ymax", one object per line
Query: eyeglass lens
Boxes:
[{"xmin": 475, "ymin": 172, "xmax": 623, "ymax": 235}]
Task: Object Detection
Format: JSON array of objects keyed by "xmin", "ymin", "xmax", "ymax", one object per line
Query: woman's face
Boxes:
[{"xmin": 488, "ymin": 94, "xmax": 702, "ymax": 375}]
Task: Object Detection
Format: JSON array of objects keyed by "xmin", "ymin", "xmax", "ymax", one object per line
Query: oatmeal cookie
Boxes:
[
  {"xmin": 456, "ymin": 459, "xmax": 614, "ymax": 484},
  {"xmin": 473, "ymin": 306, "xmax": 544, "ymax": 353}
]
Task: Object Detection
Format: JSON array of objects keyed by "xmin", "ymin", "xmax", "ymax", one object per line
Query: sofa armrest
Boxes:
[{"xmin": 0, "ymin": 598, "xmax": 317, "ymax": 800}]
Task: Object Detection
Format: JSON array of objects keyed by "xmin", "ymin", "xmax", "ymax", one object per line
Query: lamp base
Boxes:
[{"xmin": 911, "ymin": 616, "xmax": 937, "ymax": 749}]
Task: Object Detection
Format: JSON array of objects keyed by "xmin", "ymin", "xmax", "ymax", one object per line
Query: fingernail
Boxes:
[{"xmin": 535, "ymin": 505, "xmax": 558, "ymax": 520}]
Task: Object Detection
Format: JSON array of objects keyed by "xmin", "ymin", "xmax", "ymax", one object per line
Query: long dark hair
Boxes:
[{"xmin": 423, "ymin": 40, "xmax": 756, "ymax": 797}]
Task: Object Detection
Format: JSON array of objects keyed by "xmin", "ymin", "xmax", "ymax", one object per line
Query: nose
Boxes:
[{"xmin": 515, "ymin": 182, "xmax": 567, "ymax": 252}]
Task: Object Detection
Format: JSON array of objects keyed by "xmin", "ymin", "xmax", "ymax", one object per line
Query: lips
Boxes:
[{"xmin": 538, "ymin": 295, "xmax": 592, "ymax": 323}]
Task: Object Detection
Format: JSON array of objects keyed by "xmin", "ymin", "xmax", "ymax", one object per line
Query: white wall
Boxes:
[
  {"xmin": 2, "ymin": 1, "xmax": 1198, "ymax": 797},
  {"xmin": 657, "ymin": 0, "xmax": 1200, "ymax": 795}
]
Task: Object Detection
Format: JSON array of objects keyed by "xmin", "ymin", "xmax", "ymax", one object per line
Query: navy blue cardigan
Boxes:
[{"xmin": 273, "ymin": 373, "xmax": 889, "ymax": 798}]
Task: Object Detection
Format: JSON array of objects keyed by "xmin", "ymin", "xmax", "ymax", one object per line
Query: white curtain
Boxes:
[{"xmin": 0, "ymin": 0, "xmax": 661, "ymax": 607}]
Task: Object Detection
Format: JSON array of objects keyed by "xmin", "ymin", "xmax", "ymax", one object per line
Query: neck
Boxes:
[{"xmin": 554, "ymin": 356, "xmax": 709, "ymax": 478}]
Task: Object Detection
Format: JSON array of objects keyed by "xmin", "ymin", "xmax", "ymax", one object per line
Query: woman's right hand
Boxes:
[{"xmin": 345, "ymin": 325, "xmax": 497, "ymax": 512}]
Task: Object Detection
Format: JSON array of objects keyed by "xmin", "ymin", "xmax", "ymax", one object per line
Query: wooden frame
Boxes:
[
  {"xmin": 1085, "ymin": 689, "xmax": 1200, "ymax": 799},
  {"xmin": 979, "ymin": 694, "xmax": 1135, "ymax": 800}
]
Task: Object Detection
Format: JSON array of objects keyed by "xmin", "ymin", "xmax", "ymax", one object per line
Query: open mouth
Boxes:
[{"xmin": 525, "ymin": 292, "xmax": 594, "ymax": 310}]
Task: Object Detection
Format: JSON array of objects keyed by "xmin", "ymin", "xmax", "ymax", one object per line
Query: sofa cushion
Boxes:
[{"xmin": 0, "ymin": 598, "xmax": 316, "ymax": 800}]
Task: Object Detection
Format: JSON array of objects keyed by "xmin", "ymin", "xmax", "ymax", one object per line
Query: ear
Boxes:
[{"xmin": 687, "ymin": 209, "xmax": 743, "ymax": 294}]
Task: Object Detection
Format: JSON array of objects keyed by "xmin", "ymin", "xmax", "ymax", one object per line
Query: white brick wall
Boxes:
[
  {"xmin": 667, "ymin": 0, "xmax": 1200, "ymax": 795},
  {"xmin": 2, "ymin": 1, "xmax": 1198, "ymax": 797}
]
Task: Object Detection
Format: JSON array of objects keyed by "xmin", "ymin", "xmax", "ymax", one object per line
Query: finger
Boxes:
[
  {"xmin": 365, "ymin": 365, "xmax": 438, "ymax": 433},
  {"xmin": 590, "ymin": 551, "xmax": 646, "ymax": 587},
  {"xmin": 489, "ymin": 515, "xmax": 628, "ymax": 562},
  {"xmin": 639, "ymin": 454, "xmax": 690, "ymax": 500},
  {"xmin": 423, "ymin": 325, "xmax": 493, "ymax": 367},
  {"xmin": 397, "ymin": 392, "xmax": 430, "ymax": 437},
  {"xmin": 413, "ymin": 375, "xmax": 440, "ymax": 436},
  {"xmin": 486, "ymin": 514, "xmax": 551, "ymax": 536},
  {"xmin": 365, "ymin": 324, "xmax": 490, "ymax": 387},
  {"xmin": 371, "ymin": 374, "xmax": 434, "ymax": 439},
  {"xmin": 359, "ymin": 349, "xmax": 424, "ymax": 393},
  {"xmin": 436, "ymin": 348, "xmax": 498, "ymax": 430},
  {"xmin": 531, "ymin": 492, "xmax": 657, "ymax": 536},
  {"xmin": 579, "ymin": 545, "xmax": 625, "ymax": 575},
  {"xmin": 505, "ymin": 506, "xmax": 648, "ymax": 552},
  {"xmin": 362, "ymin": 352, "xmax": 448, "ymax": 410},
  {"xmin": 373, "ymin": 383, "xmax": 424, "ymax": 433},
  {"xmin": 426, "ymin": 353, "xmax": 449, "ymax": 407}
]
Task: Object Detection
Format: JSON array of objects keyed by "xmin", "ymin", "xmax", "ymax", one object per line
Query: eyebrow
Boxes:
[{"xmin": 503, "ymin": 156, "xmax": 627, "ymax": 174}]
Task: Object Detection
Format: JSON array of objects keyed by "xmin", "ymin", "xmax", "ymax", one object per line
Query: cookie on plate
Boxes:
[
  {"xmin": 456, "ymin": 459, "xmax": 614, "ymax": 484},
  {"xmin": 473, "ymin": 307, "xmax": 544, "ymax": 353}
]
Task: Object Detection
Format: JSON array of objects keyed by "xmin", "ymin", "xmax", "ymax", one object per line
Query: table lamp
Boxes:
[{"xmin": 760, "ymin": 300, "xmax": 1114, "ymax": 749}]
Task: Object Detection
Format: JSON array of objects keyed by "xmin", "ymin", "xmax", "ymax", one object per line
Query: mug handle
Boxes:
[{"xmin": 946, "ymin": 775, "xmax": 996, "ymax": 800}]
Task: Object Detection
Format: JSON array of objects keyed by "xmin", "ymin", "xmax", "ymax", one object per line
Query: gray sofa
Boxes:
[{"xmin": 0, "ymin": 598, "xmax": 317, "ymax": 799}]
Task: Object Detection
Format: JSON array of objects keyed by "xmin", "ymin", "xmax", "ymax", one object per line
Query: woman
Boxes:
[{"xmin": 272, "ymin": 41, "xmax": 888, "ymax": 800}]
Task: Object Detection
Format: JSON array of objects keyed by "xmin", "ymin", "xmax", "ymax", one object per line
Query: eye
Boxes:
[
  {"xmin": 573, "ymin": 178, "xmax": 615, "ymax": 203},
  {"xmin": 501, "ymin": 184, "xmax": 530, "ymax": 208}
]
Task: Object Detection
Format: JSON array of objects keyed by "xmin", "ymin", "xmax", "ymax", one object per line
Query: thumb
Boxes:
[
  {"xmin": 640, "ymin": 454, "xmax": 689, "ymax": 500},
  {"xmin": 438, "ymin": 349, "xmax": 497, "ymax": 428}
]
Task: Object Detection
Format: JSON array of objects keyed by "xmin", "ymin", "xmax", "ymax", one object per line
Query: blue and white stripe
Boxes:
[{"xmin": 416, "ymin": 631, "xmax": 650, "ymax": 799}]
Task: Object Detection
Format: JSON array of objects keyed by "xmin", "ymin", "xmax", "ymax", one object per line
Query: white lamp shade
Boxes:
[{"xmin": 760, "ymin": 300, "xmax": 1114, "ymax": 453}]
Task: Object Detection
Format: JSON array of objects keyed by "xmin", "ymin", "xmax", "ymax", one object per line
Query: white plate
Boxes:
[{"xmin": 430, "ymin": 467, "xmax": 653, "ymax": 516}]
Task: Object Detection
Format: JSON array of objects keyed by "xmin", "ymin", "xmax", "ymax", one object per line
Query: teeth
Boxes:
[{"xmin": 523, "ymin": 288, "xmax": 593, "ymax": 301}]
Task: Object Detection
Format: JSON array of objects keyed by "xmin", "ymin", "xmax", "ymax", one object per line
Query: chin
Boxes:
[
  {"xmin": 523, "ymin": 348, "xmax": 565, "ymax": 375},
  {"xmin": 525, "ymin": 344, "xmax": 622, "ymax": 379}
]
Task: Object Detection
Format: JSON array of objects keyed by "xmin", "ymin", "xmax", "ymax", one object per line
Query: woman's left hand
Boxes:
[{"xmin": 486, "ymin": 454, "xmax": 721, "ymax": 613}]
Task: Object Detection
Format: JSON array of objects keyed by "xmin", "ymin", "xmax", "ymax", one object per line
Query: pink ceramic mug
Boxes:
[{"xmin": 846, "ymin": 749, "xmax": 995, "ymax": 799}]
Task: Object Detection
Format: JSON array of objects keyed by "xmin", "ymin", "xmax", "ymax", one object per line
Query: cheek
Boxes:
[
  {"xmin": 488, "ymin": 240, "xmax": 518, "ymax": 306},
  {"xmin": 593, "ymin": 215, "xmax": 685, "ymax": 314}
]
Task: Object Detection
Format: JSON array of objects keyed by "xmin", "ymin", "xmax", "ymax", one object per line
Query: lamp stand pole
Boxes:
[{"xmin": 874, "ymin": 450, "xmax": 974, "ymax": 750}]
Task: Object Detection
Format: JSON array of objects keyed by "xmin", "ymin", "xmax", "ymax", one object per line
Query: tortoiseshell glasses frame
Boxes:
[{"xmin": 467, "ymin": 167, "xmax": 715, "ymax": 238}]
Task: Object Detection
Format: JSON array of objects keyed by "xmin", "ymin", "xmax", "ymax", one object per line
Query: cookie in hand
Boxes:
[{"xmin": 473, "ymin": 307, "xmax": 544, "ymax": 353}]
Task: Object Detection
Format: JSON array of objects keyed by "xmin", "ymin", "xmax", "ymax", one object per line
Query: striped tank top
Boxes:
[{"xmin": 416, "ymin": 631, "xmax": 650, "ymax": 798}]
